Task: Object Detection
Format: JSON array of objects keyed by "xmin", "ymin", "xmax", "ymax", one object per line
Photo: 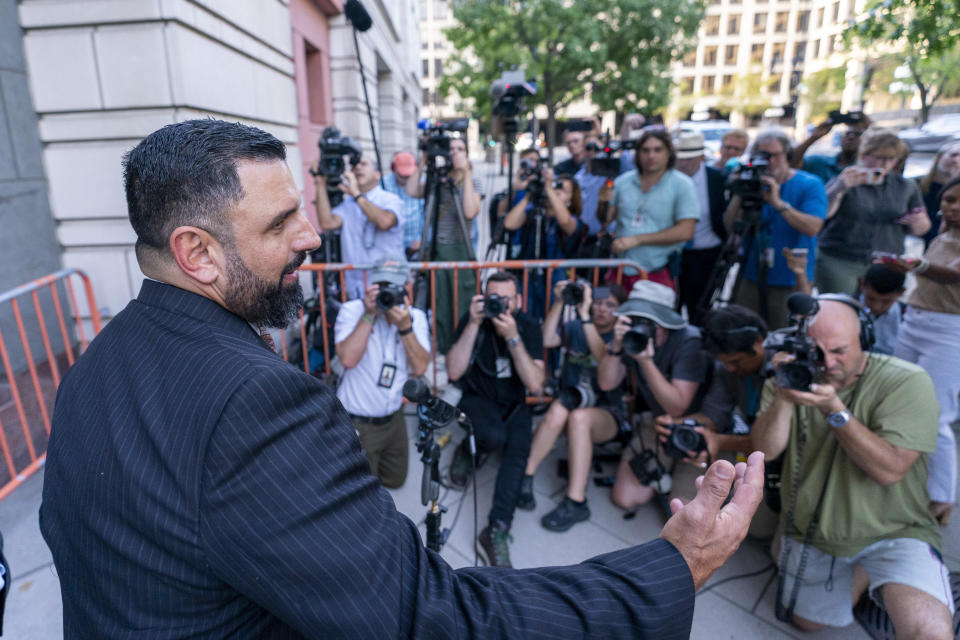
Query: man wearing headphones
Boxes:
[{"xmin": 751, "ymin": 295, "xmax": 952, "ymax": 637}]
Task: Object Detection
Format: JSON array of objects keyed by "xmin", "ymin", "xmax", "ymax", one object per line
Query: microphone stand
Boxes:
[{"xmin": 416, "ymin": 406, "xmax": 474, "ymax": 552}]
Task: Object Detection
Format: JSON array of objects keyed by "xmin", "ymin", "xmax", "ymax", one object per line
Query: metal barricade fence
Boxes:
[
  {"xmin": 293, "ymin": 259, "xmax": 646, "ymax": 393},
  {"xmin": 0, "ymin": 268, "xmax": 102, "ymax": 500}
]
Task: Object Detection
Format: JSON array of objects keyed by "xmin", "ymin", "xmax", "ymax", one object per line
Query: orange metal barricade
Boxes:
[
  {"xmin": 0, "ymin": 268, "xmax": 102, "ymax": 500},
  {"xmin": 293, "ymin": 259, "xmax": 646, "ymax": 395}
]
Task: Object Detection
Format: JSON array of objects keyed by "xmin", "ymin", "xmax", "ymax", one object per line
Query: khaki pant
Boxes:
[
  {"xmin": 735, "ymin": 279, "xmax": 796, "ymax": 330},
  {"xmin": 352, "ymin": 410, "xmax": 409, "ymax": 489}
]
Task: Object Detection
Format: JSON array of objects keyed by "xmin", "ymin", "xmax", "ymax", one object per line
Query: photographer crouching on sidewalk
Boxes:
[
  {"xmin": 334, "ymin": 257, "xmax": 430, "ymax": 488},
  {"xmin": 752, "ymin": 295, "xmax": 953, "ymax": 636},
  {"xmin": 446, "ymin": 271, "xmax": 545, "ymax": 567}
]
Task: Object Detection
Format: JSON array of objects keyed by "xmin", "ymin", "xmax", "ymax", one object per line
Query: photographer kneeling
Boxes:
[
  {"xmin": 518, "ymin": 280, "xmax": 628, "ymax": 532},
  {"xmin": 446, "ymin": 271, "xmax": 545, "ymax": 567},
  {"xmin": 751, "ymin": 296, "xmax": 952, "ymax": 636},
  {"xmin": 599, "ymin": 282, "xmax": 710, "ymax": 510},
  {"xmin": 334, "ymin": 257, "xmax": 430, "ymax": 488}
]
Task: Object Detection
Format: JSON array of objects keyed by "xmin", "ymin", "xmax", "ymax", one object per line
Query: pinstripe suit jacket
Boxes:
[{"xmin": 40, "ymin": 280, "xmax": 695, "ymax": 639}]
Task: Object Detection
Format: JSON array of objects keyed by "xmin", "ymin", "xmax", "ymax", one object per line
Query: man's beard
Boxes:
[{"xmin": 223, "ymin": 251, "xmax": 306, "ymax": 328}]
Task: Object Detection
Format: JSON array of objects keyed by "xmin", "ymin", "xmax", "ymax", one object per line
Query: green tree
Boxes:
[
  {"xmin": 439, "ymin": 0, "xmax": 705, "ymax": 160},
  {"xmin": 845, "ymin": 0, "xmax": 960, "ymax": 123}
]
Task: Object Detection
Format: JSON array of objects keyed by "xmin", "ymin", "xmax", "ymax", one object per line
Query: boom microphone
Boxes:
[
  {"xmin": 344, "ymin": 0, "xmax": 373, "ymax": 32},
  {"xmin": 402, "ymin": 378, "xmax": 466, "ymax": 426},
  {"xmin": 786, "ymin": 292, "xmax": 819, "ymax": 318}
]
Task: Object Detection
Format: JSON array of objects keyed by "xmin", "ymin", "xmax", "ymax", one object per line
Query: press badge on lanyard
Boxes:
[
  {"xmin": 377, "ymin": 323, "xmax": 400, "ymax": 388},
  {"xmin": 495, "ymin": 357, "xmax": 512, "ymax": 379},
  {"xmin": 631, "ymin": 203, "xmax": 646, "ymax": 228}
]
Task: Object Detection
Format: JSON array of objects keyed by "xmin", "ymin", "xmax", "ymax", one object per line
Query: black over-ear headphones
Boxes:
[{"xmin": 815, "ymin": 293, "xmax": 875, "ymax": 351}]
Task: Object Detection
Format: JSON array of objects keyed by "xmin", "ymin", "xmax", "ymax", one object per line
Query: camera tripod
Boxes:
[
  {"xmin": 695, "ymin": 201, "xmax": 771, "ymax": 323},
  {"xmin": 418, "ymin": 163, "xmax": 476, "ymax": 263}
]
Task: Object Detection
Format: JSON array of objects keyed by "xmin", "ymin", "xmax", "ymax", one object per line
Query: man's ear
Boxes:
[{"xmin": 169, "ymin": 226, "xmax": 223, "ymax": 285}]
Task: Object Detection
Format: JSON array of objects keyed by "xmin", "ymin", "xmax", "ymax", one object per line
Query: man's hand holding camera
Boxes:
[
  {"xmin": 768, "ymin": 352, "xmax": 843, "ymax": 414},
  {"xmin": 613, "ymin": 316, "xmax": 654, "ymax": 362},
  {"xmin": 654, "ymin": 415, "xmax": 718, "ymax": 469},
  {"xmin": 491, "ymin": 307, "xmax": 520, "ymax": 342}
]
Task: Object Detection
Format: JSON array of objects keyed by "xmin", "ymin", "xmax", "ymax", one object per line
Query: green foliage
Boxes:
[
  {"xmin": 803, "ymin": 66, "xmax": 846, "ymax": 122},
  {"xmin": 845, "ymin": 0, "xmax": 960, "ymax": 121},
  {"xmin": 439, "ymin": 0, "xmax": 705, "ymax": 138}
]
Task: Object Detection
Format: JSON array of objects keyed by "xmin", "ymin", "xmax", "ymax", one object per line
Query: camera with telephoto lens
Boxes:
[
  {"xmin": 561, "ymin": 280, "xmax": 587, "ymax": 306},
  {"xmin": 764, "ymin": 293, "xmax": 825, "ymax": 392},
  {"xmin": 558, "ymin": 381, "xmax": 597, "ymax": 411},
  {"xmin": 622, "ymin": 317, "xmax": 656, "ymax": 356},
  {"xmin": 375, "ymin": 283, "xmax": 408, "ymax": 312},
  {"xmin": 311, "ymin": 127, "xmax": 363, "ymax": 208},
  {"xmin": 483, "ymin": 293, "xmax": 508, "ymax": 318},
  {"xmin": 730, "ymin": 150, "xmax": 771, "ymax": 208},
  {"xmin": 661, "ymin": 419, "xmax": 708, "ymax": 460},
  {"xmin": 418, "ymin": 118, "xmax": 469, "ymax": 178}
]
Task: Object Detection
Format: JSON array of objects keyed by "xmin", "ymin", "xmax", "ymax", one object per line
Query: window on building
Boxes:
[
  {"xmin": 754, "ymin": 12, "xmax": 767, "ymax": 34},
  {"xmin": 794, "ymin": 41, "xmax": 807, "ymax": 62},
  {"xmin": 769, "ymin": 74, "xmax": 782, "ymax": 93},
  {"xmin": 723, "ymin": 74, "xmax": 734, "ymax": 88},
  {"xmin": 727, "ymin": 14, "xmax": 741, "ymax": 34},
  {"xmin": 704, "ymin": 46, "xmax": 718, "ymax": 65},
  {"xmin": 705, "ymin": 15, "xmax": 720, "ymax": 35},
  {"xmin": 775, "ymin": 12, "xmax": 789, "ymax": 32},
  {"xmin": 796, "ymin": 10, "xmax": 810, "ymax": 31},
  {"xmin": 750, "ymin": 43, "xmax": 764, "ymax": 62},
  {"xmin": 304, "ymin": 41, "xmax": 328, "ymax": 125},
  {"xmin": 771, "ymin": 42, "xmax": 785, "ymax": 64},
  {"xmin": 434, "ymin": 0, "xmax": 447, "ymax": 19},
  {"xmin": 832, "ymin": 2, "xmax": 840, "ymax": 22},
  {"xmin": 682, "ymin": 77, "xmax": 695, "ymax": 93},
  {"xmin": 729, "ymin": 0, "xmax": 741, "ymax": 5},
  {"xmin": 421, "ymin": 41, "xmax": 428, "ymax": 50},
  {"xmin": 725, "ymin": 44, "xmax": 738, "ymax": 64},
  {"xmin": 816, "ymin": 7, "xmax": 824, "ymax": 28},
  {"xmin": 422, "ymin": 88, "xmax": 430, "ymax": 105},
  {"xmin": 683, "ymin": 50, "xmax": 697, "ymax": 65},
  {"xmin": 703, "ymin": 75, "xmax": 716, "ymax": 92},
  {"xmin": 827, "ymin": 36, "xmax": 835, "ymax": 55},
  {"xmin": 422, "ymin": 59, "xmax": 430, "ymax": 77},
  {"xmin": 434, "ymin": 58, "xmax": 443, "ymax": 78}
]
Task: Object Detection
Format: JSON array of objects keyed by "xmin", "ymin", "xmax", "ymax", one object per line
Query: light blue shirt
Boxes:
[
  {"xmin": 574, "ymin": 167, "xmax": 614, "ymax": 235},
  {"xmin": 333, "ymin": 186, "xmax": 404, "ymax": 299},
  {"xmin": 612, "ymin": 169, "xmax": 700, "ymax": 273},
  {"xmin": 382, "ymin": 173, "xmax": 424, "ymax": 250}
]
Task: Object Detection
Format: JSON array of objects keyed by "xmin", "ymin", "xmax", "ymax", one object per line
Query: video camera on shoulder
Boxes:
[
  {"xmin": 376, "ymin": 283, "xmax": 408, "ymax": 312},
  {"xmin": 483, "ymin": 293, "xmax": 509, "ymax": 318},
  {"xmin": 661, "ymin": 419, "xmax": 708, "ymax": 460},
  {"xmin": 763, "ymin": 293, "xmax": 824, "ymax": 392},
  {"xmin": 311, "ymin": 127, "xmax": 362, "ymax": 208},
  {"xmin": 622, "ymin": 316, "xmax": 656, "ymax": 356},
  {"xmin": 730, "ymin": 150, "xmax": 771, "ymax": 208}
]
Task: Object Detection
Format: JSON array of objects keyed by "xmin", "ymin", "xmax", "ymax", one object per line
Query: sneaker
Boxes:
[
  {"xmin": 477, "ymin": 522, "xmax": 513, "ymax": 568},
  {"xmin": 516, "ymin": 475, "xmax": 536, "ymax": 511},
  {"xmin": 448, "ymin": 444, "xmax": 472, "ymax": 490},
  {"xmin": 541, "ymin": 496, "xmax": 590, "ymax": 532}
]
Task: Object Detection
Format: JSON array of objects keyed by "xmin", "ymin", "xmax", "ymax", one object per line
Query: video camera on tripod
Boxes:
[
  {"xmin": 310, "ymin": 126, "xmax": 363, "ymax": 207},
  {"xmin": 418, "ymin": 118, "xmax": 469, "ymax": 177},
  {"xmin": 586, "ymin": 137, "xmax": 637, "ymax": 179},
  {"xmin": 730, "ymin": 150, "xmax": 772, "ymax": 211}
]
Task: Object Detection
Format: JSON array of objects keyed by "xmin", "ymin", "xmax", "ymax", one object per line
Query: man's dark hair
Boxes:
[
  {"xmin": 123, "ymin": 119, "xmax": 286, "ymax": 264},
  {"xmin": 633, "ymin": 130, "xmax": 676, "ymax": 173},
  {"xmin": 485, "ymin": 270, "xmax": 519, "ymax": 293},
  {"xmin": 521, "ymin": 147, "xmax": 541, "ymax": 158},
  {"xmin": 702, "ymin": 304, "xmax": 768, "ymax": 355},
  {"xmin": 862, "ymin": 264, "xmax": 906, "ymax": 294}
]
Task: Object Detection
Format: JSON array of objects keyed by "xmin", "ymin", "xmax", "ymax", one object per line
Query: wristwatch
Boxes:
[
  {"xmin": 826, "ymin": 409, "xmax": 852, "ymax": 428},
  {"xmin": 507, "ymin": 336, "xmax": 521, "ymax": 349}
]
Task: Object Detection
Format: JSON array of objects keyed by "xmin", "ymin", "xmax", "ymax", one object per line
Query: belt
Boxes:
[{"xmin": 348, "ymin": 413, "xmax": 394, "ymax": 425}]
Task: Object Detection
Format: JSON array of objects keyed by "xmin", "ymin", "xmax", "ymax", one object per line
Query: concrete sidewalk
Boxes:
[{"xmin": 7, "ymin": 405, "xmax": 957, "ymax": 637}]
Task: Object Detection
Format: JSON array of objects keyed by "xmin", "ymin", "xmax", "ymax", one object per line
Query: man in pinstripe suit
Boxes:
[{"xmin": 40, "ymin": 119, "xmax": 765, "ymax": 638}]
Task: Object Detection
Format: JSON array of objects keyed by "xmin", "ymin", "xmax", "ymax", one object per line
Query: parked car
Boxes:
[{"xmin": 898, "ymin": 114, "xmax": 960, "ymax": 153}]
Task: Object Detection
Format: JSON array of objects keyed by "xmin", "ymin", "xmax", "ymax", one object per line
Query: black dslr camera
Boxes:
[
  {"xmin": 561, "ymin": 280, "xmax": 587, "ymax": 306},
  {"xmin": 483, "ymin": 293, "xmax": 508, "ymax": 318},
  {"xmin": 376, "ymin": 284, "xmax": 407, "ymax": 312},
  {"xmin": 661, "ymin": 419, "xmax": 708, "ymax": 460},
  {"xmin": 622, "ymin": 317, "xmax": 656, "ymax": 356},
  {"xmin": 730, "ymin": 150, "xmax": 771, "ymax": 209},
  {"xmin": 587, "ymin": 137, "xmax": 636, "ymax": 179},
  {"xmin": 311, "ymin": 127, "xmax": 363, "ymax": 208},
  {"xmin": 765, "ymin": 293, "xmax": 825, "ymax": 392},
  {"xmin": 828, "ymin": 109, "xmax": 866, "ymax": 126},
  {"xmin": 418, "ymin": 118, "xmax": 469, "ymax": 178}
]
